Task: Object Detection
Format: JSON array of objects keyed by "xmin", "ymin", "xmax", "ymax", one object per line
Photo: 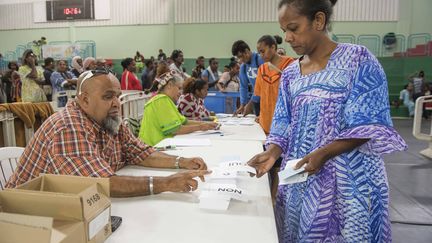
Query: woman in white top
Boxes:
[
  {"xmin": 217, "ymin": 61, "xmax": 240, "ymax": 92},
  {"xmin": 399, "ymin": 83, "xmax": 415, "ymax": 117},
  {"xmin": 217, "ymin": 61, "xmax": 240, "ymax": 113},
  {"xmin": 169, "ymin": 49, "xmax": 190, "ymax": 83}
]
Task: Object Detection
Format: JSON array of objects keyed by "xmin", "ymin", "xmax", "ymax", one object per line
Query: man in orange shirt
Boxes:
[{"xmin": 254, "ymin": 35, "xmax": 294, "ymax": 134}]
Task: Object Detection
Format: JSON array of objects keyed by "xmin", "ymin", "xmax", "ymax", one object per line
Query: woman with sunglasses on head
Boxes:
[
  {"xmin": 248, "ymin": 0, "xmax": 406, "ymax": 242},
  {"xmin": 19, "ymin": 49, "xmax": 47, "ymax": 102},
  {"xmin": 139, "ymin": 72, "xmax": 219, "ymax": 146},
  {"xmin": 255, "ymin": 34, "xmax": 294, "ymax": 134}
]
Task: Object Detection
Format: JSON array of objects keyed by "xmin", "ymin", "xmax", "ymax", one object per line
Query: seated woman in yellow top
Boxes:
[{"xmin": 138, "ymin": 71, "xmax": 219, "ymax": 146}]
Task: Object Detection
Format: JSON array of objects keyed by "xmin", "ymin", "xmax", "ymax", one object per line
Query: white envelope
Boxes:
[
  {"xmin": 278, "ymin": 158, "xmax": 305, "ymax": 180},
  {"xmin": 279, "ymin": 172, "xmax": 308, "ymax": 185}
]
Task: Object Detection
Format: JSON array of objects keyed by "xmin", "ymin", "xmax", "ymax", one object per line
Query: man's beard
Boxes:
[{"xmin": 102, "ymin": 115, "xmax": 121, "ymax": 135}]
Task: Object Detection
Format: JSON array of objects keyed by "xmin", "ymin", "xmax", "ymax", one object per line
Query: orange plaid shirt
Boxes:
[{"xmin": 6, "ymin": 101, "xmax": 155, "ymax": 188}]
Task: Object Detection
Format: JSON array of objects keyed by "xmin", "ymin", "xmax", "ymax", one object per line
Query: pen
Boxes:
[{"xmin": 155, "ymin": 145, "xmax": 176, "ymax": 151}]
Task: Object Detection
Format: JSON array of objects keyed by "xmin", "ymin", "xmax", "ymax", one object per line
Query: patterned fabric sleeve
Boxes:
[
  {"xmin": 51, "ymin": 128, "xmax": 115, "ymax": 178},
  {"xmin": 177, "ymin": 94, "xmax": 195, "ymax": 119},
  {"xmin": 119, "ymin": 124, "xmax": 156, "ymax": 166},
  {"xmin": 50, "ymin": 72, "xmax": 65, "ymax": 92},
  {"xmin": 266, "ymin": 70, "xmax": 291, "ymax": 154},
  {"xmin": 337, "ymin": 47, "xmax": 407, "ymax": 155},
  {"xmin": 199, "ymin": 98, "xmax": 210, "ymax": 118}
]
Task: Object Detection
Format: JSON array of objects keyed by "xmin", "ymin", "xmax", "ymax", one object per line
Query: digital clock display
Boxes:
[
  {"xmin": 46, "ymin": 0, "xmax": 94, "ymax": 21},
  {"xmin": 63, "ymin": 8, "xmax": 82, "ymax": 15}
]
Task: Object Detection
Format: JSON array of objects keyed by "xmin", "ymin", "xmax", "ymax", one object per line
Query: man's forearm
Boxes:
[
  {"xmin": 110, "ymin": 175, "xmax": 168, "ymax": 197},
  {"xmin": 139, "ymin": 151, "xmax": 177, "ymax": 168}
]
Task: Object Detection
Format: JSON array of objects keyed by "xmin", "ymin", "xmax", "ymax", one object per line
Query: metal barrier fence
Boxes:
[
  {"xmin": 334, "ymin": 34, "xmax": 356, "ymax": 44},
  {"xmin": 407, "ymin": 33, "xmax": 431, "ymax": 49},
  {"xmin": 333, "ymin": 33, "xmax": 432, "ymax": 57},
  {"xmin": 357, "ymin": 34, "xmax": 381, "ymax": 56}
]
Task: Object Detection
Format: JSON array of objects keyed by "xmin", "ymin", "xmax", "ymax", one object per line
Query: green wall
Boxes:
[
  {"xmin": 381, "ymin": 56, "xmax": 432, "ymax": 95},
  {"xmin": 76, "ymin": 25, "xmax": 171, "ymax": 59}
]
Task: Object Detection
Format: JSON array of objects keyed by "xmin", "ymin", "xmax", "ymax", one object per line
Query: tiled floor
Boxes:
[{"xmin": 385, "ymin": 119, "xmax": 432, "ymax": 242}]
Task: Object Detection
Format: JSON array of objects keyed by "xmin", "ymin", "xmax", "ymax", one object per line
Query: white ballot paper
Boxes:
[
  {"xmin": 199, "ymin": 191, "xmax": 231, "ymax": 210},
  {"xmin": 216, "ymin": 113, "xmax": 231, "ymax": 118},
  {"xmin": 208, "ymin": 168, "xmax": 238, "ymax": 179},
  {"xmin": 202, "ymin": 183, "xmax": 248, "ymax": 202},
  {"xmin": 200, "ymin": 157, "xmax": 252, "ymax": 210},
  {"xmin": 219, "ymin": 161, "xmax": 256, "ymax": 174},
  {"xmin": 278, "ymin": 158, "xmax": 308, "ymax": 185},
  {"xmin": 238, "ymin": 119, "xmax": 255, "ymax": 126},
  {"xmin": 219, "ymin": 117, "xmax": 255, "ymax": 126},
  {"xmin": 190, "ymin": 130, "xmax": 223, "ymax": 136}
]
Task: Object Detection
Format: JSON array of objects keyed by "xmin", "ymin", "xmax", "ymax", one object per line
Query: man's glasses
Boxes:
[{"xmin": 78, "ymin": 67, "xmax": 113, "ymax": 95}]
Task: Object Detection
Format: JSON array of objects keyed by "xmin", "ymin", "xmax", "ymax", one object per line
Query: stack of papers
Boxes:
[
  {"xmin": 156, "ymin": 138, "xmax": 212, "ymax": 147},
  {"xmin": 218, "ymin": 117, "xmax": 256, "ymax": 126},
  {"xmin": 188, "ymin": 130, "xmax": 225, "ymax": 137},
  {"xmin": 215, "ymin": 113, "xmax": 256, "ymax": 126},
  {"xmin": 199, "ymin": 159, "xmax": 255, "ymax": 210}
]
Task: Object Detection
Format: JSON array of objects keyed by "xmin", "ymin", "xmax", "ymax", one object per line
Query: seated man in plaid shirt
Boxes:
[{"xmin": 7, "ymin": 68, "xmax": 209, "ymax": 197}]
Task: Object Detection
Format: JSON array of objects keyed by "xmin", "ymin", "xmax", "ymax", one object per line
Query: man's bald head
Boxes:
[
  {"xmin": 76, "ymin": 72, "xmax": 122, "ymax": 131},
  {"xmin": 77, "ymin": 71, "xmax": 121, "ymax": 95}
]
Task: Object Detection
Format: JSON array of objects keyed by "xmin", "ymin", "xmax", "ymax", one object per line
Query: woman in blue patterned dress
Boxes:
[{"xmin": 248, "ymin": 0, "xmax": 407, "ymax": 242}]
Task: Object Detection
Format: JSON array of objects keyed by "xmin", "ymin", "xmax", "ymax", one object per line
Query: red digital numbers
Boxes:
[{"xmin": 63, "ymin": 8, "xmax": 82, "ymax": 15}]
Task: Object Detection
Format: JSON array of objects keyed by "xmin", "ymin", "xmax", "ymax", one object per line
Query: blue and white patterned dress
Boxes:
[{"xmin": 267, "ymin": 43, "xmax": 407, "ymax": 242}]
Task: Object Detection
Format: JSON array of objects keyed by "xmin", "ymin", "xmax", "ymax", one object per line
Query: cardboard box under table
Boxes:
[{"xmin": 0, "ymin": 174, "xmax": 111, "ymax": 243}]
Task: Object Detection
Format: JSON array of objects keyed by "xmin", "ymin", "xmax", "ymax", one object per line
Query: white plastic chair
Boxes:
[
  {"xmin": 413, "ymin": 95, "xmax": 432, "ymax": 158},
  {"xmin": 119, "ymin": 91, "xmax": 151, "ymax": 120},
  {"xmin": 51, "ymin": 90, "xmax": 76, "ymax": 112},
  {"xmin": 0, "ymin": 110, "xmax": 16, "ymax": 146},
  {"xmin": 0, "ymin": 147, "xmax": 24, "ymax": 190}
]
